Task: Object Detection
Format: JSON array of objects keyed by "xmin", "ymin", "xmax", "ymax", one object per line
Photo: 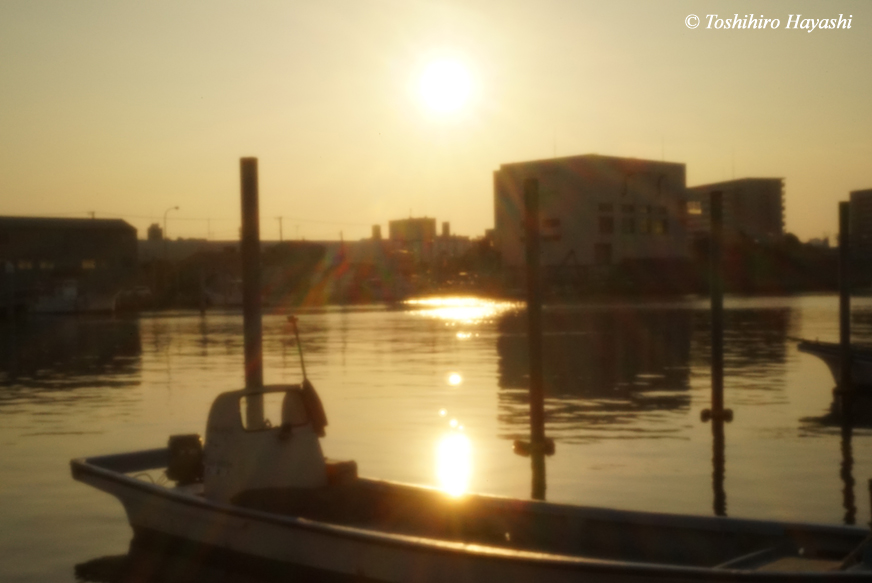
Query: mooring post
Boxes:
[
  {"xmin": 241, "ymin": 157, "xmax": 264, "ymax": 427},
  {"xmin": 524, "ymin": 177, "xmax": 548, "ymax": 500},
  {"xmin": 704, "ymin": 191, "xmax": 731, "ymax": 515},
  {"xmin": 710, "ymin": 191, "xmax": 724, "ymax": 415},
  {"xmin": 525, "ymin": 179, "xmax": 545, "ymax": 446},
  {"xmin": 702, "ymin": 191, "xmax": 732, "ymax": 424},
  {"xmin": 839, "ymin": 201, "xmax": 852, "ymax": 397}
]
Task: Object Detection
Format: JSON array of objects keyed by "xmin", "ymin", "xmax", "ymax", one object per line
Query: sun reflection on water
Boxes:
[
  {"xmin": 436, "ymin": 432, "xmax": 472, "ymax": 497},
  {"xmin": 405, "ymin": 296, "xmax": 519, "ymax": 323}
]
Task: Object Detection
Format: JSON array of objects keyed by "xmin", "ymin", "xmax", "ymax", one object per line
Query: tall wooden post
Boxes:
[
  {"xmin": 839, "ymin": 201, "xmax": 852, "ymax": 395},
  {"xmin": 710, "ymin": 191, "xmax": 724, "ymax": 416},
  {"xmin": 524, "ymin": 178, "xmax": 547, "ymax": 500},
  {"xmin": 241, "ymin": 157, "xmax": 264, "ymax": 427},
  {"xmin": 702, "ymin": 191, "xmax": 731, "ymax": 423},
  {"xmin": 703, "ymin": 191, "xmax": 732, "ymax": 515}
]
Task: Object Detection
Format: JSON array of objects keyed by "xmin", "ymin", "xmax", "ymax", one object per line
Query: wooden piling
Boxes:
[
  {"xmin": 708, "ymin": 191, "xmax": 729, "ymax": 515},
  {"xmin": 524, "ymin": 178, "xmax": 547, "ymax": 500},
  {"xmin": 839, "ymin": 201, "xmax": 852, "ymax": 395},
  {"xmin": 710, "ymin": 191, "xmax": 724, "ymax": 416},
  {"xmin": 240, "ymin": 157, "xmax": 264, "ymax": 427}
]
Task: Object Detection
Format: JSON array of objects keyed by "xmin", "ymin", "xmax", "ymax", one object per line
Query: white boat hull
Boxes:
[{"xmin": 71, "ymin": 450, "xmax": 871, "ymax": 582}]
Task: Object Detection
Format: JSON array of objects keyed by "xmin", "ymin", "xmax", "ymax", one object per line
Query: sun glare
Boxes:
[
  {"xmin": 436, "ymin": 432, "xmax": 472, "ymax": 496},
  {"xmin": 418, "ymin": 59, "xmax": 472, "ymax": 114}
]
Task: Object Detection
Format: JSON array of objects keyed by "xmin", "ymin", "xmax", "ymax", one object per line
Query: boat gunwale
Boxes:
[{"xmin": 70, "ymin": 451, "xmax": 872, "ymax": 580}]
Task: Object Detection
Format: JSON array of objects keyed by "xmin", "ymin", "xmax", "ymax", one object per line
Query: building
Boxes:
[
  {"xmin": 0, "ymin": 217, "xmax": 138, "ymax": 310},
  {"xmin": 387, "ymin": 217, "xmax": 436, "ymax": 265},
  {"xmin": 686, "ymin": 178, "xmax": 784, "ymax": 242},
  {"xmin": 388, "ymin": 217, "xmax": 437, "ymax": 244},
  {"xmin": 850, "ymin": 189, "xmax": 872, "ymax": 260},
  {"xmin": 493, "ymin": 154, "xmax": 691, "ymax": 284}
]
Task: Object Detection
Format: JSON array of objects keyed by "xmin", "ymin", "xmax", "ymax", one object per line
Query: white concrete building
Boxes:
[{"xmin": 493, "ymin": 155, "xmax": 691, "ymax": 275}]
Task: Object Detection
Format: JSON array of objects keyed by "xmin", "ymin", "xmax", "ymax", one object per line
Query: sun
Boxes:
[{"xmin": 418, "ymin": 58, "xmax": 472, "ymax": 114}]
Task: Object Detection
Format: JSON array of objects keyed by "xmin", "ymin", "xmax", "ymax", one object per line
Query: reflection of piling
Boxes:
[
  {"xmin": 241, "ymin": 157, "xmax": 264, "ymax": 426},
  {"xmin": 839, "ymin": 202, "xmax": 852, "ymax": 399},
  {"xmin": 840, "ymin": 421, "xmax": 856, "ymax": 525},
  {"xmin": 712, "ymin": 418, "xmax": 727, "ymax": 517}
]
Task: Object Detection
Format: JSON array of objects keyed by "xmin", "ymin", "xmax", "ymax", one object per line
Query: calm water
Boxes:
[{"xmin": 2, "ymin": 294, "xmax": 872, "ymax": 582}]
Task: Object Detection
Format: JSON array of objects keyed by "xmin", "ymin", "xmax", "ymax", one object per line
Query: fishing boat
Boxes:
[
  {"xmin": 71, "ymin": 158, "xmax": 872, "ymax": 581},
  {"xmin": 797, "ymin": 339, "xmax": 872, "ymax": 390},
  {"xmin": 71, "ymin": 380, "xmax": 872, "ymax": 581}
]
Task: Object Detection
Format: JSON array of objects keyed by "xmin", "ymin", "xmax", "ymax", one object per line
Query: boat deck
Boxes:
[{"xmin": 232, "ymin": 477, "xmax": 868, "ymax": 571}]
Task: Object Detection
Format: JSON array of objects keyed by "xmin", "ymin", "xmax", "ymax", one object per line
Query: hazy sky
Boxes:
[{"xmin": 2, "ymin": 0, "xmax": 870, "ymax": 242}]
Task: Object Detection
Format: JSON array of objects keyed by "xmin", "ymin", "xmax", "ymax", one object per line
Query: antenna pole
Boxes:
[{"xmin": 288, "ymin": 316, "xmax": 308, "ymax": 381}]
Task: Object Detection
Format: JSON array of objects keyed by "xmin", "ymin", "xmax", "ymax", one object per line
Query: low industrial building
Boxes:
[{"xmin": 0, "ymin": 216, "xmax": 137, "ymax": 312}]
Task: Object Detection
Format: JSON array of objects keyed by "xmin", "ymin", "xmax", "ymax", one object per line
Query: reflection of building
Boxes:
[
  {"xmin": 686, "ymin": 178, "xmax": 784, "ymax": 242},
  {"xmin": 0, "ymin": 317, "xmax": 141, "ymax": 390},
  {"xmin": 0, "ymin": 217, "xmax": 138, "ymax": 311},
  {"xmin": 689, "ymin": 307, "xmax": 791, "ymax": 391},
  {"xmin": 496, "ymin": 306, "xmax": 692, "ymax": 442}
]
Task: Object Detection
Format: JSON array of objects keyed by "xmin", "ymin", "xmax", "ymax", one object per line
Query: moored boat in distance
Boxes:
[
  {"xmin": 797, "ymin": 339, "xmax": 872, "ymax": 391},
  {"xmin": 71, "ymin": 383, "xmax": 872, "ymax": 581}
]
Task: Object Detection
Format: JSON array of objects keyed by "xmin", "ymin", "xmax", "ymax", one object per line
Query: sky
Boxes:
[{"xmin": 1, "ymin": 0, "xmax": 870, "ymax": 242}]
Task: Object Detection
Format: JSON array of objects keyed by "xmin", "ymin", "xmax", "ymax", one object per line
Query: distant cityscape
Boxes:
[{"xmin": 2, "ymin": 153, "xmax": 871, "ymax": 314}]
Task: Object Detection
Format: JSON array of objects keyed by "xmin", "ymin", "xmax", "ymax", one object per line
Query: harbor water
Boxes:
[{"xmin": 2, "ymin": 294, "xmax": 872, "ymax": 582}]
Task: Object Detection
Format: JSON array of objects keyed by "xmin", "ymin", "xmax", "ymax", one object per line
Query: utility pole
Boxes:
[{"xmin": 276, "ymin": 216, "xmax": 284, "ymax": 242}]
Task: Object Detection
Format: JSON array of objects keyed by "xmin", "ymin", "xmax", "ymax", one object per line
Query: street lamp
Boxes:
[
  {"xmin": 163, "ymin": 206, "xmax": 179, "ymax": 264},
  {"xmin": 163, "ymin": 206, "xmax": 179, "ymax": 240}
]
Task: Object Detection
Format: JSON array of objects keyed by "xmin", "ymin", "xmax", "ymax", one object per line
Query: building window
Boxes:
[
  {"xmin": 621, "ymin": 217, "xmax": 635, "ymax": 234},
  {"xmin": 621, "ymin": 204, "xmax": 635, "ymax": 213},
  {"xmin": 599, "ymin": 216, "xmax": 614, "ymax": 234},
  {"xmin": 652, "ymin": 218, "xmax": 669, "ymax": 235},
  {"xmin": 594, "ymin": 243, "xmax": 612, "ymax": 265},
  {"xmin": 17, "ymin": 260, "xmax": 32, "ymax": 270},
  {"xmin": 39, "ymin": 261, "xmax": 54, "ymax": 270},
  {"xmin": 598, "ymin": 203, "xmax": 614, "ymax": 213},
  {"xmin": 82, "ymin": 259, "xmax": 96, "ymax": 270},
  {"xmin": 687, "ymin": 200, "xmax": 703, "ymax": 215},
  {"xmin": 639, "ymin": 218, "xmax": 651, "ymax": 235}
]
